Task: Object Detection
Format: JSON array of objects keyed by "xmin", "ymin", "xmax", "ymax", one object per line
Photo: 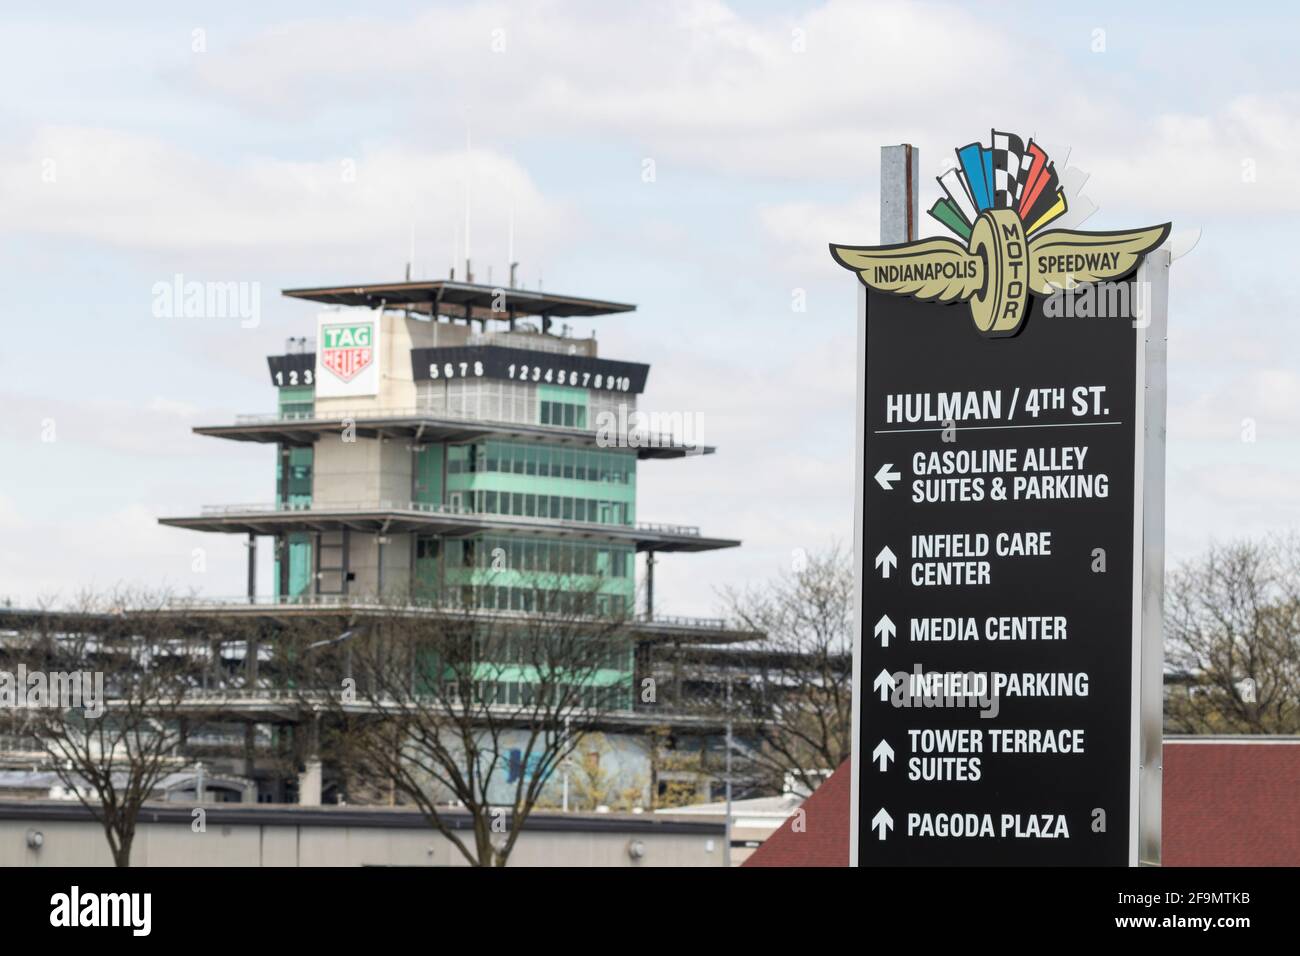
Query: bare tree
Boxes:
[
  {"xmin": 1165, "ymin": 534, "xmax": 1300, "ymax": 734},
  {"xmin": 9, "ymin": 589, "xmax": 200, "ymax": 867},
  {"xmin": 291, "ymin": 586, "xmax": 633, "ymax": 866},
  {"xmin": 714, "ymin": 544, "xmax": 853, "ymax": 795}
]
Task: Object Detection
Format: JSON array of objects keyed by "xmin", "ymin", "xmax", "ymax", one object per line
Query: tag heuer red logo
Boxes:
[{"xmin": 320, "ymin": 322, "xmax": 374, "ymax": 382}]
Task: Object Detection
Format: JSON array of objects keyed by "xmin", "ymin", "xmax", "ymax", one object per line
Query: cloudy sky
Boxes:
[{"xmin": 2, "ymin": 0, "xmax": 1298, "ymax": 615}]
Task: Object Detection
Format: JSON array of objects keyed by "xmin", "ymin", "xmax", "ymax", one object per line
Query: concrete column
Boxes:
[
  {"xmin": 243, "ymin": 723, "xmax": 256, "ymax": 779},
  {"xmin": 298, "ymin": 715, "xmax": 322, "ymax": 806},
  {"xmin": 246, "ymin": 629, "xmax": 259, "ymax": 687},
  {"xmin": 277, "ymin": 534, "xmax": 290, "ymax": 599},
  {"xmin": 246, "ymin": 533, "xmax": 257, "ymax": 604},
  {"xmin": 633, "ymin": 641, "xmax": 652, "ymax": 711},
  {"xmin": 672, "ymin": 642, "xmax": 682, "ymax": 707},
  {"xmin": 298, "ymin": 760, "xmax": 323, "ymax": 807},
  {"xmin": 645, "ymin": 550, "xmax": 656, "ymax": 620}
]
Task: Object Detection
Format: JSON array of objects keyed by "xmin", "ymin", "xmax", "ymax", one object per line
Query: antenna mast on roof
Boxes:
[
  {"xmin": 508, "ymin": 201, "xmax": 518, "ymax": 288},
  {"xmin": 406, "ymin": 222, "xmax": 415, "ymax": 281},
  {"xmin": 464, "ymin": 128, "xmax": 473, "ymax": 284}
]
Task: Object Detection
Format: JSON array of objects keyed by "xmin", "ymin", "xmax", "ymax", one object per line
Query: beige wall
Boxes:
[
  {"xmin": 347, "ymin": 532, "xmax": 413, "ymax": 599},
  {"xmin": 0, "ymin": 810, "xmax": 723, "ymax": 867},
  {"xmin": 312, "ymin": 436, "xmax": 412, "ymax": 508}
]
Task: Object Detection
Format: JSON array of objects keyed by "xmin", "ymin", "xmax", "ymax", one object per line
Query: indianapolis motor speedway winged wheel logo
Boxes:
[{"xmin": 830, "ymin": 131, "xmax": 1170, "ymax": 337}]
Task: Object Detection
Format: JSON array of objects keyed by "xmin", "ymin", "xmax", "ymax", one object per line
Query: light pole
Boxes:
[
  {"xmin": 562, "ymin": 714, "xmax": 572, "ymax": 812},
  {"xmin": 724, "ymin": 668, "xmax": 733, "ymax": 868}
]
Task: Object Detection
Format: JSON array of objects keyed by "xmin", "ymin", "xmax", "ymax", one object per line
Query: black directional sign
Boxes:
[{"xmin": 858, "ymin": 280, "xmax": 1145, "ymax": 865}]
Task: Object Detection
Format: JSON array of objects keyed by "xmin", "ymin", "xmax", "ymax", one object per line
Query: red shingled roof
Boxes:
[
  {"xmin": 744, "ymin": 740, "xmax": 1300, "ymax": 867},
  {"xmin": 1163, "ymin": 740, "xmax": 1300, "ymax": 866},
  {"xmin": 743, "ymin": 758, "xmax": 851, "ymax": 867}
]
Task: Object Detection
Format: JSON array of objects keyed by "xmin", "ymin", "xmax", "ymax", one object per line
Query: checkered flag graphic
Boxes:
[{"xmin": 991, "ymin": 130, "xmax": 1031, "ymax": 208}]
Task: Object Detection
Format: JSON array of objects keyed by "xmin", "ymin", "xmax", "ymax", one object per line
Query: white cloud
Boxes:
[
  {"xmin": 0, "ymin": 126, "xmax": 570, "ymax": 271},
  {"xmin": 760, "ymin": 193, "xmax": 880, "ymax": 273},
  {"xmin": 1079, "ymin": 95, "xmax": 1300, "ymax": 214},
  {"xmin": 1170, "ymin": 368, "xmax": 1300, "ymax": 442},
  {"xmin": 1167, "ymin": 461, "xmax": 1300, "ymax": 563},
  {"xmin": 631, "ymin": 332, "xmax": 858, "ymax": 614},
  {"xmin": 0, "ymin": 391, "xmax": 216, "ymax": 457},
  {"xmin": 0, "ymin": 500, "xmax": 198, "ymax": 605},
  {"xmin": 180, "ymin": 1, "xmax": 1025, "ymax": 178},
  {"xmin": 173, "ymin": 0, "xmax": 1300, "ymax": 216}
]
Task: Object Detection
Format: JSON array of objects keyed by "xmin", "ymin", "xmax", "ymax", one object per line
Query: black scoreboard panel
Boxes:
[
  {"xmin": 859, "ymin": 283, "xmax": 1140, "ymax": 865},
  {"xmin": 411, "ymin": 346, "xmax": 650, "ymax": 395},
  {"xmin": 267, "ymin": 353, "xmax": 315, "ymax": 388}
]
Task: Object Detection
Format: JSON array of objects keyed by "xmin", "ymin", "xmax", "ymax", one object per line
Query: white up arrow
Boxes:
[
  {"xmin": 872, "ymin": 739, "xmax": 895, "ymax": 772},
  {"xmin": 874, "ymin": 545, "xmax": 897, "ymax": 579},
  {"xmin": 871, "ymin": 807, "xmax": 894, "ymax": 841},
  {"xmin": 873, "ymin": 668, "xmax": 896, "ymax": 702},
  {"xmin": 874, "ymin": 614, "xmax": 896, "ymax": 648},
  {"xmin": 874, "ymin": 463, "xmax": 901, "ymax": 491}
]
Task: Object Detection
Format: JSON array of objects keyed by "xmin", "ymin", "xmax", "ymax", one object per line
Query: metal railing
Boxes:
[
  {"xmin": 634, "ymin": 522, "xmax": 700, "ymax": 537},
  {"xmin": 199, "ymin": 500, "xmax": 468, "ymax": 517},
  {"xmin": 176, "ymin": 689, "xmax": 665, "ymax": 720},
  {"xmin": 184, "ymin": 688, "xmax": 307, "ymax": 702},
  {"xmin": 637, "ymin": 614, "xmax": 727, "ymax": 629},
  {"xmin": 235, "ymin": 406, "xmax": 540, "ymax": 426},
  {"xmin": 466, "ymin": 331, "xmax": 594, "ymax": 355},
  {"xmin": 163, "ymin": 595, "xmax": 730, "ymax": 633}
]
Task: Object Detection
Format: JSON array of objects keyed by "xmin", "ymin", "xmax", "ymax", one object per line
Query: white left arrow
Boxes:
[
  {"xmin": 871, "ymin": 807, "xmax": 894, "ymax": 841},
  {"xmin": 874, "ymin": 545, "xmax": 897, "ymax": 579},
  {"xmin": 874, "ymin": 463, "xmax": 902, "ymax": 491},
  {"xmin": 872, "ymin": 739, "xmax": 895, "ymax": 772},
  {"xmin": 874, "ymin": 614, "xmax": 896, "ymax": 648},
  {"xmin": 873, "ymin": 668, "xmax": 896, "ymax": 702}
]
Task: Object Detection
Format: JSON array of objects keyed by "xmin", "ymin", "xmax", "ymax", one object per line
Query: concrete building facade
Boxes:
[{"xmin": 144, "ymin": 277, "xmax": 755, "ymax": 805}]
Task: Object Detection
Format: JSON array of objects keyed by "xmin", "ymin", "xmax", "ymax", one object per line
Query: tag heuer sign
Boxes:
[
  {"xmin": 314, "ymin": 313, "xmax": 381, "ymax": 397},
  {"xmin": 320, "ymin": 322, "xmax": 373, "ymax": 382}
]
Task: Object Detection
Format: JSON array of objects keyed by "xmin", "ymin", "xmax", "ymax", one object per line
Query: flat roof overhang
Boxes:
[
  {"xmin": 282, "ymin": 280, "xmax": 635, "ymax": 320},
  {"xmin": 135, "ymin": 603, "xmax": 759, "ymax": 645},
  {"xmin": 157, "ymin": 508, "xmax": 739, "ymax": 553},
  {"xmin": 192, "ymin": 416, "xmax": 713, "ymax": 459},
  {"xmin": 1, "ymin": 606, "xmax": 759, "ymax": 646},
  {"xmin": 161, "ymin": 696, "xmax": 741, "ymax": 733}
]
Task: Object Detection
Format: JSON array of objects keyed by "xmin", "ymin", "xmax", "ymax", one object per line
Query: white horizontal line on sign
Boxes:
[{"xmin": 874, "ymin": 421, "xmax": 1125, "ymax": 435}]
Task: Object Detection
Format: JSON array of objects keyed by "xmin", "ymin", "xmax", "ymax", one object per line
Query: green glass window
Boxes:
[{"xmin": 278, "ymin": 385, "xmax": 314, "ymax": 419}]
